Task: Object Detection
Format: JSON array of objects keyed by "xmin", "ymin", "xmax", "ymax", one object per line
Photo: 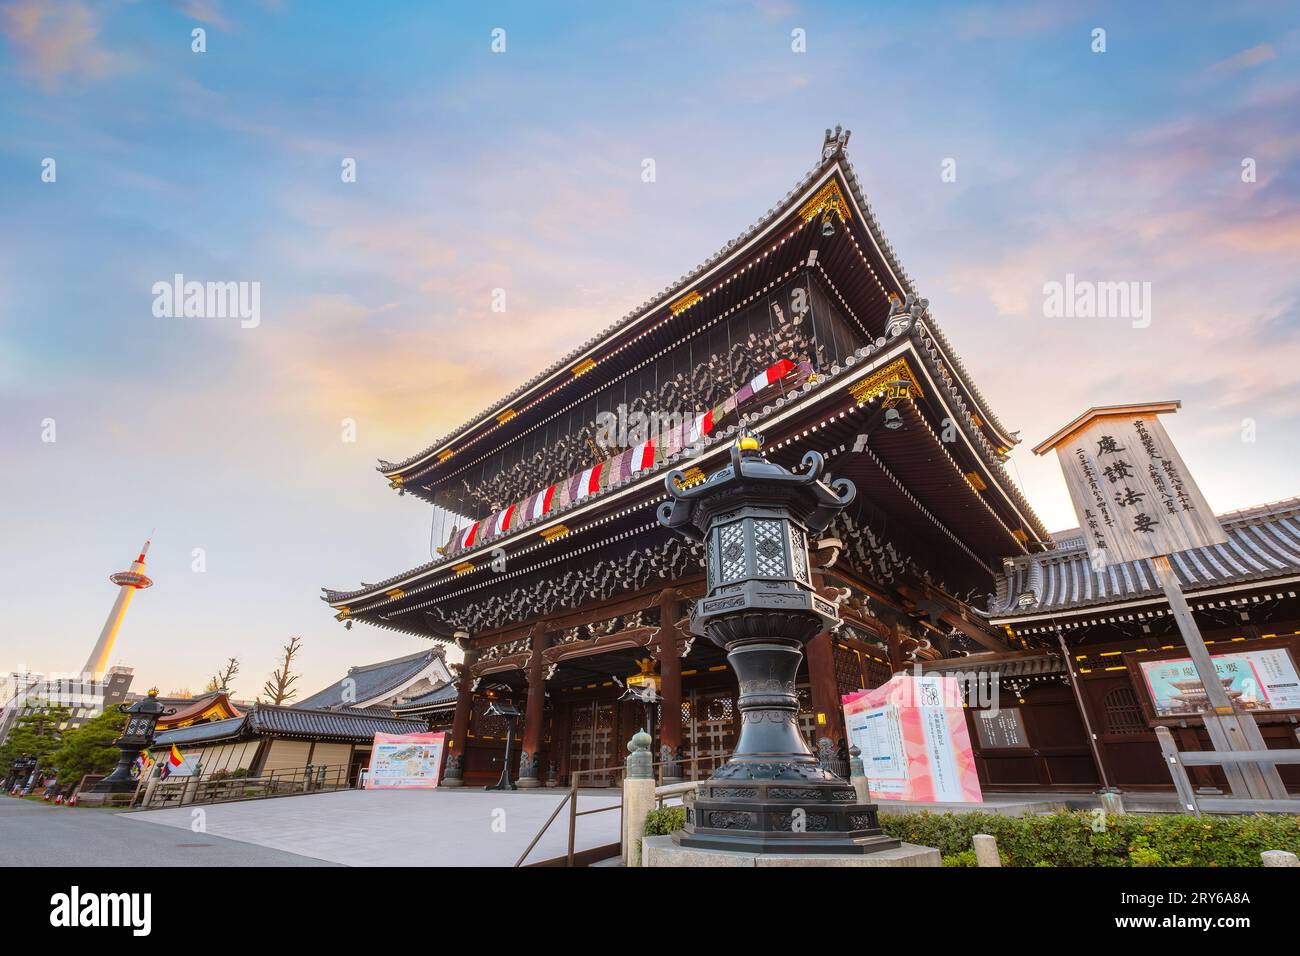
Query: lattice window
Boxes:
[
  {"xmin": 832, "ymin": 643, "xmax": 864, "ymax": 697},
  {"xmin": 864, "ymin": 657, "xmax": 892, "ymax": 688},
  {"xmin": 753, "ymin": 519, "xmax": 787, "ymax": 577},
  {"xmin": 473, "ymin": 700, "xmax": 510, "ymax": 738},
  {"xmin": 789, "ymin": 522, "xmax": 809, "ymax": 584},
  {"xmin": 1103, "ymin": 686, "xmax": 1146, "ymax": 735},
  {"xmin": 718, "ymin": 522, "xmax": 746, "ymax": 582},
  {"xmin": 705, "ymin": 696, "xmax": 734, "ymax": 722}
]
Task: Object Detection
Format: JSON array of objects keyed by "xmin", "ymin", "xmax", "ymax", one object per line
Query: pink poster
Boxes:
[{"xmin": 842, "ymin": 674, "xmax": 982, "ymax": 803}]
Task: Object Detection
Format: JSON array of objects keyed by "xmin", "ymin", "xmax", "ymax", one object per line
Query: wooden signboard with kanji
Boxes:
[{"xmin": 1033, "ymin": 402, "xmax": 1227, "ymax": 565}]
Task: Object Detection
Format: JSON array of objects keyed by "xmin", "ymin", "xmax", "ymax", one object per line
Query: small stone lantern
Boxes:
[
  {"xmin": 657, "ymin": 436, "xmax": 898, "ymax": 854},
  {"xmin": 87, "ymin": 688, "xmax": 175, "ymax": 794}
]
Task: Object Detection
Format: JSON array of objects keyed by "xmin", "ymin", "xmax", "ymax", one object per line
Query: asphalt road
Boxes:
[{"xmin": 0, "ymin": 796, "xmax": 337, "ymax": 866}]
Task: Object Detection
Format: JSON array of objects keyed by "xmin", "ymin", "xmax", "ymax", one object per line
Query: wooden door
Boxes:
[{"xmin": 566, "ymin": 701, "xmax": 618, "ymax": 787}]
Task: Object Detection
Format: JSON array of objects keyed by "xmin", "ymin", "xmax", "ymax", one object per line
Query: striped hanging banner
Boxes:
[{"xmin": 443, "ymin": 357, "xmax": 809, "ymax": 557}]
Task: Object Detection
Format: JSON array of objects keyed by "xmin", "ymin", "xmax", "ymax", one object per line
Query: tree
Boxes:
[
  {"xmin": 0, "ymin": 707, "xmax": 72, "ymax": 770},
  {"xmin": 205, "ymin": 657, "xmax": 240, "ymax": 693},
  {"xmin": 50, "ymin": 707, "xmax": 127, "ymax": 785},
  {"xmin": 261, "ymin": 636, "xmax": 303, "ymax": 705},
  {"xmin": 168, "ymin": 688, "xmax": 194, "ymax": 699}
]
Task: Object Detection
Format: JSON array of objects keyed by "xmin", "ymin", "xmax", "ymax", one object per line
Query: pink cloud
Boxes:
[{"xmin": 0, "ymin": 0, "xmax": 123, "ymax": 92}]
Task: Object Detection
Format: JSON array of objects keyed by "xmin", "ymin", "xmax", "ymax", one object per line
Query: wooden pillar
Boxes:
[
  {"xmin": 442, "ymin": 648, "xmax": 477, "ymax": 788},
  {"xmin": 806, "ymin": 631, "xmax": 844, "ymax": 747},
  {"xmin": 657, "ymin": 589, "xmax": 683, "ymax": 780},
  {"xmin": 887, "ymin": 622, "xmax": 906, "ymax": 673},
  {"xmin": 518, "ymin": 625, "xmax": 548, "ymax": 788}
]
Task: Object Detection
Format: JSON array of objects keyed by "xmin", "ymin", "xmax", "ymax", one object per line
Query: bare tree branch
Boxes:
[{"xmin": 262, "ymin": 636, "xmax": 303, "ymax": 705}]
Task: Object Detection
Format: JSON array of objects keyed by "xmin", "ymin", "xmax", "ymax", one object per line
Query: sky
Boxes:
[{"xmin": 1, "ymin": 0, "xmax": 1298, "ymax": 700}]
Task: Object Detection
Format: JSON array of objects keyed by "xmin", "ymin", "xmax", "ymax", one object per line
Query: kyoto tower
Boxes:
[{"xmin": 82, "ymin": 538, "xmax": 154, "ymax": 678}]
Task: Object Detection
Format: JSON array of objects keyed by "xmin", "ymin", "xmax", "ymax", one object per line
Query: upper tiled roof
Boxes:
[
  {"xmin": 378, "ymin": 126, "xmax": 1018, "ymax": 478},
  {"xmin": 989, "ymin": 498, "xmax": 1300, "ymax": 619},
  {"xmin": 294, "ymin": 648, "xmax": 444, "ymax": 710}
]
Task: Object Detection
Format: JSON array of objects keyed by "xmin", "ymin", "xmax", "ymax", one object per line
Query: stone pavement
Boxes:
[
  {"xmin": 123, "ymin": 787, "xmax": 623, "ymax": 866},
  {"xmin": 0, "ymin": 796, "xmax": 335, "ymax": 866}
]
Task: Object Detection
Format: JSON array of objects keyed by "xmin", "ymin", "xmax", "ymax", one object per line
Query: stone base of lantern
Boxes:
[{"xmin": 643, "ymin": 835, "xmax": 940, "ymax": 868}]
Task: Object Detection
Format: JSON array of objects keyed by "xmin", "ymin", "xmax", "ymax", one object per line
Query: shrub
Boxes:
[
  {"xmin": 643, "ymin": 806, "xmax": 687, "ymax": 836},
  {"xmin": 878, "ymin": 810, "xmax": 1300, "ymax": 867}
]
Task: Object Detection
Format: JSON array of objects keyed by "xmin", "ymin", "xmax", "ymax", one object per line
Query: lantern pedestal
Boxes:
[
  {"xmin": 656, "ymin": 437, "xmax": 921, "ymax": 857},
  {"xmin": 644, "ymin": 835, "xmax": 940, "ymax": 868},
  {"xmin": 676, "ymin": 636, "xmax": 899, "ymax": 855}
]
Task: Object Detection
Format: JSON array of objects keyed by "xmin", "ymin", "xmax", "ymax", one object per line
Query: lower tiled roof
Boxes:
[
  {"xmin": 991, "ymin": 498, "xmax": 1300, "ymax": 619},
  {"xmin": 153, "ymin": 705, "xmax": 424, "ymax": 747},
  {"xmin": 391, "ymin": 681, "xmax": 458, "ymax": 714}
]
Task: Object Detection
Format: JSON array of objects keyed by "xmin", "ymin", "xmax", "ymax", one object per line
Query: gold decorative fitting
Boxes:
[
  {"xmin": 674, "ymin": 466, "xmax": 706, "ymax": 489},
  {"xmin": 1011, "ymin": 529, "xmax": 1029, "ymax": 543},
  {"xmin": 386, "ymin": 588, "xmax": 405, "ymax": 600},
  {"xmin": 970, "ymin": 414, "xmax": 983, "ymax": 428},
  {"xmin": 539, "ymin": 525, "xmax": 570, "ymax": 542},
  {"xmin": 496, "ymin": 409, "xmax": 517, "ymax": 425},
  {"xmin": 571, "ymin": 358, "xmax": 597, "ymax": 377},
  {"xmin": 797, "ymin": 179, "xmax": 848, "ymax": 223},
  {"xmin": 437, "ymin": 449, "xmax": 454, "ymax": 462},
  {"xmin": 453, "ymin": 562, "xmax": 475, "ymax": 575},
  {"xmin": 964, "ymin": 471, "xmax": 988, "ymax": 492},
  {"xmin": 334, "ymin": 608, "xmax": 350, "ymax": 621},
  {"xmin": 388, "ymin": 476, "xmax": 404, "ymax": 488},
  {"xmin": 848, "ymin": 357, "xmax": 920, "ymax": 408},
  {"xmin": 737, "ymin": 436, "xmax": 760, "ymax": 452},
  {"xmin": 670, "ymin": 290, "xmax": 702, "ymax": 316}
]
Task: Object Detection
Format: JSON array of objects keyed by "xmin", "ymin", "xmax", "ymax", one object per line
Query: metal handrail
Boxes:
[
  {"xmin": 514, "ymin": 752, "xmax": 729, "ymax": 867},
  {"xmin": 136, "ymin": 762, "xmax": 357, "ymax": 809}
]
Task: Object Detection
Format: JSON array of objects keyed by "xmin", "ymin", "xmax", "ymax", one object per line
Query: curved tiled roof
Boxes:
[
  {"xmin": 326, "ymin": 328, "xmax": 913, "ymax": 606},
  {"xmin": 249, "ymin": 705, "xmax": 425, "ymax": 740},
  {"xmin": 294, "ymin": 648, "xmax": 444, "ymax": 710},
  {"xmin": 378, "ymin": 127, "xmax": 1017, "ymax": 478},
  {"xmin": 391, "ymin": 681, "xmax": 458, "ymax": 714},
  {"xmin": 153, "ymin": 715, "xmax": 248, "ymax": 747},
  {"xmin": 990, "ymin": 498, "xmax": 1300, "ymax": 618}
]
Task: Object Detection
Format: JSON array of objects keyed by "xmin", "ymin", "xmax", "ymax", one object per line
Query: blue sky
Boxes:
[{"xmin": 1, "ymin": 0, "xmax": 1297, "ymax": 699}]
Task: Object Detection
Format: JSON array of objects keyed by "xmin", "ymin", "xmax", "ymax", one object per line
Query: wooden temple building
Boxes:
[
  {"xmin": 324, "ymin": 127, "xmax": 1057, "ymax": 789},
  {"xmin": 322, "ymin": 127, "xmax": 1300, "ymax": 794}
]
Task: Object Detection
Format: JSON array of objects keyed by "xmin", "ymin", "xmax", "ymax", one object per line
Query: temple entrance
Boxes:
[{"xmin": 567, "ymin": 701, "xmax": 617, "ymax": 786}]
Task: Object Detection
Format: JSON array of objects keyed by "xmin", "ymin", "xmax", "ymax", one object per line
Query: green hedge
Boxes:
[
  {"xmin": 879, "ymin": 811, "xmax": 1300, "ymax": 867},
  {"xmin": 644, "ymin": 806, "xmax": 687, "ymax": 836},
  {"xmin": 640, "ymin": 804, "xmax": 1299, "ymax": 866}
]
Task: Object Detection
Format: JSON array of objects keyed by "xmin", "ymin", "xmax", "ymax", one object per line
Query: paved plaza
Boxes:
[
  {"xmin": 122, "ymin": 788, "xmax": 624, "ymax": 866},
  {"xmin": 0, "ymin": 797, "xmax": 335, "ymax": 866}
]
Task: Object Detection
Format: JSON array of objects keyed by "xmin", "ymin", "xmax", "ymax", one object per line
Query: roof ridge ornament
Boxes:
[
  {"xmin": 886, "ymin": 292, "xmax": 929, "ymax": 339},
  {"xmin": 821, "ymin": 125, "xmax": 851, "ymax": 161}
]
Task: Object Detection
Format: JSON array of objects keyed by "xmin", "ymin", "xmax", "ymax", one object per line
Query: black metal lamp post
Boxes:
[
  {"xmin": 86, "ymin": 688, "xmax": 175, "ymax": 794},
  {"xmin": 484, "ymin": 699, "xmax": 520, "ymax": 792},
  {"xmin": 658, "ymin": 435, "xmax": 898, "ymax": 854}
]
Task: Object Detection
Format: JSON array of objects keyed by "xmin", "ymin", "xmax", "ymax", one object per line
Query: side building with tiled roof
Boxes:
[
  {"xmin": 153, "ymin": 703, "xmax": 428, "ymax": 787},
  {"xmin": 923, "ymin": 498, "xmax": 1300, "ymax": 795}
]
